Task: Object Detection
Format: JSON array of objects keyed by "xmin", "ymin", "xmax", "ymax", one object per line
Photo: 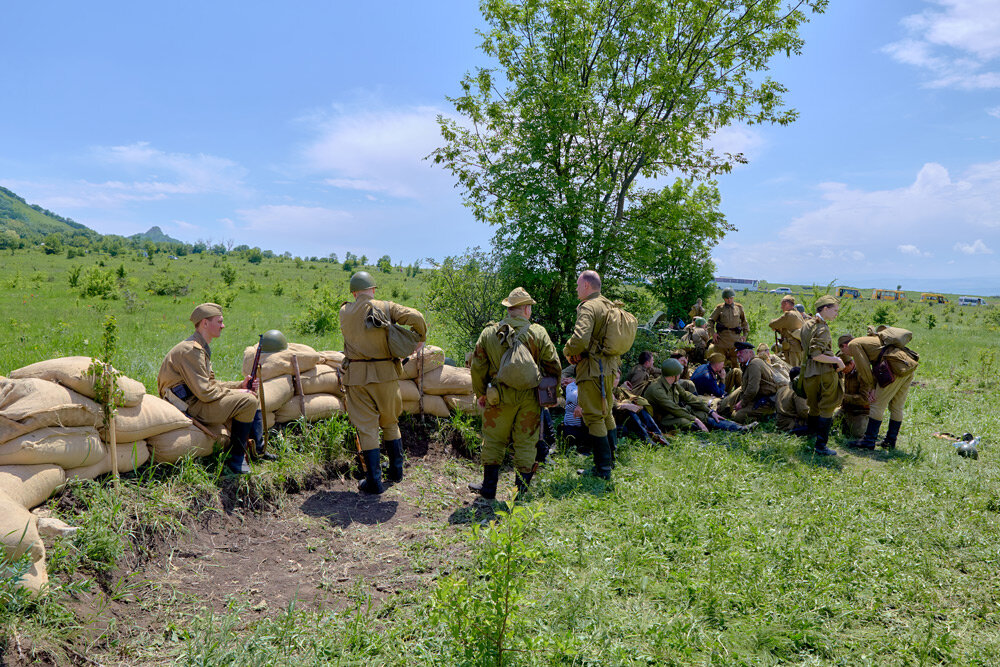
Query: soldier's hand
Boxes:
[
  {"xmin": 573, "ymin": 406, "xmax": 583, "ymax": 419},
  {"xmin": 734, "ymin": 401, "xmax": 742, "ymax": 411},
  {"xmin": 867, "ymin": 389, "xmax": 876, "ymax": 403},
  {"xmin": 694, "ymin": 418, "xmax": 709, "ymax": 432},
  {"xmin": 713, "ymin": 334, "xmax": 719, "ymax": 344},
  {"xmin": 568, "ymin": 353, "xmax": 583, "ymax": 364},
  {"xmin": 415, "ymin": 341, "xmax": 425, "ymax": 353},
  {"xmin": 835, "ymin": 357, "xmax": 845, "ymax": 371},
  {"xmin": 243, "ymin": 375, "xmax": 260, "ymax": 392}
]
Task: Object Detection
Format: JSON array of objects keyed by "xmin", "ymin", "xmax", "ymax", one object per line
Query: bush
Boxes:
[
  {"xmin": 872, "ymin": 304, "xmax": 897, "ymax": 327},
  {"xmin": 80, "ymin": 266, "xmax": 118, "ymax": 299},
  {"xmin": 145, "ymin": 273, "xmax": 190, "ymax": 296},
  {"xmin": 294, "ymin": 288, "xmax": 346, "ymax": 335},
  {"xmin": 220, "ymin": 264, "xmax": 237, "ymax": 286}
]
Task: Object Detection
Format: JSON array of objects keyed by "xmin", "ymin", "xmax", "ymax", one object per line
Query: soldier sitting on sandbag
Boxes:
[{"xmin": 157, "ymin": 303, "xmax": 271, "ymax": 475}]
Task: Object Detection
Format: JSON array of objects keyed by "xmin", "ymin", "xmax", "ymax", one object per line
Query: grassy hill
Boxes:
[{"xmin": 0, "ymin": 185, "xmax": 99, "ymax": 246}]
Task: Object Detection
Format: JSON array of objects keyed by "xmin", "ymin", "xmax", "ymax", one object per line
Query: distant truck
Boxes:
[
  {"xmin": 872, "ymin": 289, "xmax": 906, "ymax": 301},
  {"xmin": 837, "ymin": 287, "xmax": 861, "ymax": 299},
  {"xmin": 920, "ymin": 293, "xmax": 949, "ymax": 305},
  {"xmin": 958, "ymin": 296, "xmax": 988, "ymax": 306}
]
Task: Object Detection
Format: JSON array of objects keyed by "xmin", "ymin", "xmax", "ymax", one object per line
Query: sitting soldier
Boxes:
[
  {"xmin": 775, "ymin": 367, "xmax": 809, "ymax": 435},
  {"xmin": 690, "ymin": 352, "xmax": 728, "ymax": 398},
  {"xmin": 643, "ymin": 359, "xmax": 753, "ymax": 433},
  {"xmin": 722, "ymin": 341, "xmax": 778, "ymax": 424},
  {"xmin": 158, "ymin": 303, "xmax": 270, "ymax": 475}
]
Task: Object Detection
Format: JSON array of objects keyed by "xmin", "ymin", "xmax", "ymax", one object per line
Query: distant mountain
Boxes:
[
  {"xmin": 130, "ymin": 225, "xmax": 181, "ymax": 244},
  {"xmin": 0, "ymin": 185, "xmax": 98, "ymax": 243}
]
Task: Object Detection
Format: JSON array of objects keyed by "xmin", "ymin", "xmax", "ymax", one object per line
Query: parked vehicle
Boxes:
[
  {"xmin": 769, "ymin": 287, "xmax": 793, "ymax": 294},
  {"xmin": 872, "ymin": 289, "xmax": 906, "ymax": 301},
  {"xmin": 958, "ymin": 296, "xmax": 988, "ymax": 306},
  {"xmin": 837, "ymin": 287, "xmax": 861, "ymax": 299},
  {"xmin": 920, "ymin": 293, "xmax": 949, "ymax": 304}
]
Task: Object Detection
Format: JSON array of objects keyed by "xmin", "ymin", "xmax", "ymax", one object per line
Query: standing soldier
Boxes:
[
  {"xmin": 688, "ymin": 298, "xmax": 706, "ymax": 321},
  {"xmin": 158, "ymin": 303, "xmax": 264, "ymax": 475},
  {"xmin": 798, "ymin": 295, "xmax": 845, "ymax": 456},
  {"xmin": 768, "ymin": 295, "xmax": 805, "ymax": 365},
  {"xmin": 847, "ymin": 327, "xmax": 919, "ymax": 450},
  {"xmin": 682, "ymin": 317, "xmax": 711, "ymax": 364},
  {"xmin": 708, "ymin": 289, "xmax": 748, "ymax": 368},
  {"xmin": 468, "ymin": 288, "xmax": 561, "ymax": 499},
  {"xmin": 340, "ymin": 271, "xmax": 427, "ymax": 494},
  {"xmin": 563, "ymin": 270, "xmax": 623, "ymax": 481}
]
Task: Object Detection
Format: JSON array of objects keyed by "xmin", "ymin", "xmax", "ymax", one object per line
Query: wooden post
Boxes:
[
  {"xmin": 257, "ymin": 359, "xmax": 269, "ymax": 453},
  {"xmin": 106, "ymin": 364, "xmax": 119, "ymax": 486},
  {"xmin": 291, "ymin": 354, "xmax": 306, "ymax": 418}
]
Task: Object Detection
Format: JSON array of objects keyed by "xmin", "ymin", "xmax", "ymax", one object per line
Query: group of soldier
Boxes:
[{"xmin": 154, "ymin": 272, "xmax": 917, "ymax": 504}]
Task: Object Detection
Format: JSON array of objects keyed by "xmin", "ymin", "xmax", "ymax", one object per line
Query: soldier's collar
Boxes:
[
  {"xmin": 582, "ymin": 290, "xmax": 602, "ymax": 302},
  {"xmin": 190, "ymin": 331, "xmax": 212, "ymax": 358}
]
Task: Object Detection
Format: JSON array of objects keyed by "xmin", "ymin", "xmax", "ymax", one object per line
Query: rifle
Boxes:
[
  {"xmin": 248, "ymin": 334, "xmax": 264, "ymax": 387},
  {"xmin": 246, "ymin": 334, "xmax": 265, "ymax": 458}
]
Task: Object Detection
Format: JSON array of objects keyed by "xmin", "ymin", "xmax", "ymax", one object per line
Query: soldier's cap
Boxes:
[
  {"xmin": 781, "ymin": 295, "xmax": 796, "ymax": 304},
  {"xmin": 815, "ymin": 294, "xmax": 839, "ymax": 310},
  {"xmin": 722, "ymin": 288, "xmax": 736, "ymax": 299},
  {"xmin": 838, "ymin": 334, "xmax": 854, "ymax": 347},
  {"xmin": 756, "ymin": 343, "xmax": 770, "ymax": 354},
  {"xmin": 734, "ymin": 341, "xmax": 755, "ymax": 352},
  {"xmin": 694, "ymin": 317, "xmax": 707, "ymax": 326},
  {"xmin": 501, "ymin": 286, "xmax": 536, "ymax": 308},
  {"xmin": 190, "ymin": 302, "xmax": 223, "ymax": 324},
  {"xmin": 707, "ymin": 352, "xmax": 725, "ymax": 364}
]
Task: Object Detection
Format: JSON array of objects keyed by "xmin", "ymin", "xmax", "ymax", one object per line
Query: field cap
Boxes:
[
  {"xmin": 781, "ymin": 295, "xmax": 795, "ymax": 304},
  {"xmin": 708, "ymin": 353, "xmax": 725, "ymax": 364},
  {"xmin": 837, "ymin": 334, "xmax": 853, "ymax": 347},
  {"xmin": 815, "ymin": 295, "xmax": 838, "ymax": 310},
  {"xmin": 502, "ymin": 287, "xmax": 536, "ymax": 308},
  {"xmin": 191, "ymin": 302, "xmax": 223, "ymax": 324}
]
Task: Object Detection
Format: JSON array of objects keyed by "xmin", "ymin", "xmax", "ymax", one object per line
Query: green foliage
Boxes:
[
  {"xmin": 377, "ymin": 254, "xmax": 392, "ymax": 273},
  {"xmin": 872, "ymin": 303, "xmax": 898, "ymax": 327},
  {"xmin": 294, "ymin": 288, "xmax": 345, "ymax": 335},
  {"xmin": 220, "ymin": 263, "xmax": 238, "ymax": 286},
  {"xmin": 427, "ymin": 247, "xmax": 506, "ymax": 355},
  {"xmin": 80, "ymin": 266, "xmax": 118, "ymax": 299},
  {"xmin": 926, "ymin": 313, "xmax": 937, "ymax": 330},
  {"xmin": 67, "ymin": 264, "xmax": 82, "ymax": 288},
  {"xmin": 86, "ymin": 316, "xmax": 125, "ymax": 427},
  {"xmin": 246, "ymin": 247, "xmax": 264, "ymax": 264},
  {"xmin": 145, "ymin": 271, "xmax": 190, "ymax": 297}
]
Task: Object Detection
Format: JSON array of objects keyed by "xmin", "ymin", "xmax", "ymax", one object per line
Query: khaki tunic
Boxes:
[
  {"xmin": 707, "ymin": 302, "xmax": 748, "ymax": 366},
  {"xmin": 799, "ymin": 315, "xmax": 842, "ymax": 418},
  {"xmin": 689, "ymin": 303, "xmax": 706, "ymax": 320},
  {"xmin": 563, "ymin": 291, "xmax": 622, "ymax": 437},
  {"xmin": 471, "ymin": 315, "xmax": 561, "ymax": 472},
  {"xmin": 643, "ymin": 377, "xmax": 711, "ymax": 430},
  {"xmin": 623, "ymin": 364, "xmax": 659, "ymax": 393},
  {"xmin": 848, "ymin": 335, "xmax": 915, "ymax": 422},
  {"xmin": 837, "ymin": 348, "xmax": 870, "ymax": 437},
  {"xmin": 731, "ymin": 358, "xmax": 777, "ymax": 424},
  {"xmin": 340, "ymin": 294, "xmax": 427, "ymax": 450},
  {"xmin": 775, "ymin": 385, "xmax": 808, "ymax": 432},
  {"xmin": 682, "ymin": 326, "xmax": 711, "ymax": 363},
  {"xmin": 157, "ymin": 332, "xmax": 258, "ymax": 425},
  {"xmin": 768, "ymin": 310, "xmax": 804, "ymax": 366}
]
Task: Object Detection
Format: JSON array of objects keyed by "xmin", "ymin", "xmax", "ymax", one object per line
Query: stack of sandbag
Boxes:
[{"xmin": 399, "ymin": 346, "xmax": 477, "ymax": 417}]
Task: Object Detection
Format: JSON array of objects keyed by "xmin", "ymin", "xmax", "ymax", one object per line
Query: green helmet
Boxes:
[
  {"xmin": 661, "ymin": 358, "xmax": 684, "ymax": 377},
  {"xmin": 350, "ymin": 271, "xmax": 377, "ymax": 292},
  {"xmin": 260, "ymin": 329, "xmax": 288, "ymax": 353},
  {"xmin": 694, "ymin": 317, "xmax": 707, "ymax": 327},
  {"xmin": 722, "ymin": 288, "xmax": 736, "ymax": 299}
]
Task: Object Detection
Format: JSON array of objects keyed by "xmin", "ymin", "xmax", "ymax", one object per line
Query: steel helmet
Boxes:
[
  {"xmin": 661, "ymin": 358, "xmax": 684, "ymax": 377},
  {"xmin": 722, "ymin": 288, "xmax": 736, "ymax": 299},
  {"xmin": 260, "ymin": 329, "xmax": 288, "ymax": 353},
  {"xmin": 349, "ymin": 271, "xmax": 377, "ymax": 292}
]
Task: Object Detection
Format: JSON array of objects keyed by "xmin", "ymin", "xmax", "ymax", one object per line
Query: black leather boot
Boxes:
[
  {"xmin": 515, "ymin": 470, "xmax": 533, "ymax": 497},
  {"xmin": 384, "ymin": 438, "xmax": 405, "ymax": 481},
  {"xmin": 226, "ymin": 419, "xmax": 253, "ymax": 474},
  {"xmin": 848, "ymin": 418, "xmax": 880, "ymax": 450},
  {"xmin": 607, "ymin": 428, "xmax": 618, "ymax": 469},
  {"xmin": 252, "ymin": 411, "xmax": 278, "ymax": 461},
  {"xmin": 813, "ymin": 417, "xmax": 837, "ymax": 456},
  {"xmin": 357, "ymin": 448, "xmax": 384, "ymax": 495},
  {"xmin": 591, "ymin": 435, "xmax": 613, "ymax": 480},
  {"xmin": 469, "ymin": 464, "xmax": 501, "ymax": 500},
  {"xmin": 806, "ymin": 415, "xmax": 819, "ymax": 441},
  {"xmin": 880, "ymin": 420, "xmax": 902, "ymax": 449}
]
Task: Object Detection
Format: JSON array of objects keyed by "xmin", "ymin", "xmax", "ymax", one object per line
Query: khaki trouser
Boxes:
[
  {"xmin": 803, "ymin": 372, "xmax": 843, "ymax": 418},
  {"xmin": 188, "ymin": 391, "xmax": 259, "ymax": 425},
  {"xmin": 725, "ymin": 367, "xmax": 742, "ymax": 394},
  {"xmin": 733, "ymin": 400, "xmax": 775, "ymax": 425},
  {"xmin": 837, "ymin": 410, "xmax": 869, "ymax": 438},
  {"xmin": 577, "ymin": 376, "xmax": 616, "ymax": 437},
  {"xmin": 345, "ymin": 380, "xmax": 402, "ymax": 451},
  {"xmin": 870, "ymin": 373, "xmax": 914, "ymax": 422},
  {"xmin": 481, "ymin": 387, "xmax": 540, "ymax": 474},
  {"xmin": 776, "ymin": 412, "xmax": 805, "ymax": 433},
  {"xmin": 781, "ymin": 339, "xmax": 803, "ymax": 367},
  {"xmin": 715, "ymin": 331, "xmax": 741, "ymax": 367}
]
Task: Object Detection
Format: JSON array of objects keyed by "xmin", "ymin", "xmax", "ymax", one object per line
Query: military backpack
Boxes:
[
  {"xmin": 494, "ymin": 322, "xmax": 542, "ymax": 391},
  {"xmin": 595, "ymin": 301, "xmax": 638, "ymax": 357}
]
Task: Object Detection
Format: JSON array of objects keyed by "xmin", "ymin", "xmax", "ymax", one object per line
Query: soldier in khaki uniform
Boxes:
[
  {"xmin": 563, "ymin": 270, "xmax": 623, "ymax": 481},
  {"xmin": 623, "ymin": 350, "xmax": 657, "ymax": 392},
  {"xmin": 707, "ymin": 289, "xmax": 748, "ymax": 368},
  {"xmin": 643, "ymin": 359, "xmax": 751, "ymax": 432},
  {"xmin": 688, "ymin": 298, "xmax": 706, "ymax": 321},
  {"xmin": 835, "ymin": 335, "xmax": 869, "ymax": 440},
  {"xmin": 340, "ymin": 271, "xmax": 427, "ymax": 494},
  {"xmin": 158, "ymin": 303, "xmax": 262, "ymax": 474},
  {"xmin": 726, "ymin": 341, "xmax": 777, "ymax": 424},
  {"xmin": 768, "ymin": 295, "xmax": 805, "ymax": 365},
  {"xmin": 681, "ymin": 317, "xmax": 711, "ymax": 364},
  {"xmin": 468, "ymin": 287, "xmax": 561, "ymax": 499},
  {"xmin": 775, "ymin": 367, "xmax": 809, "ymax": 434},
  {"xmin": 798, "ymin": 295, "xmax": 845, "ymax": 456},
  {"xmin": 847, "ymin": 328, "xmax": 918, "ymax": 450}
]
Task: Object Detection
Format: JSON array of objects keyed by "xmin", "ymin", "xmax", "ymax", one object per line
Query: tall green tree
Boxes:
[{"xmin": 433, "ymin": 0, "xmax": 825, "ymax": 334}]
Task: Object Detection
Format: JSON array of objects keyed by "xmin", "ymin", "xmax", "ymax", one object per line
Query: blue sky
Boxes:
[{"xmin": 1, "ymin": 1, "xmax": 998, "ymax": 293}]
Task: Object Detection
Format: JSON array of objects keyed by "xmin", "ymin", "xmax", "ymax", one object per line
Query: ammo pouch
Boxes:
[
  {"xmin": 165, "ymin": 383, "xmax": 194, "ymax": 413},
  {"xmin": 536, "ymin": 376, "xmax": 558, "ymax": 408},
  {"xmin": 873, "ymin": 347, "xmax": 895, "ymax": 388}
]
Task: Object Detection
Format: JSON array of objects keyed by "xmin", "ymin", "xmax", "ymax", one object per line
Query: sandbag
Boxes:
[
  {"xmin": 399, "ymin": 345, "xmax": 445, "ymax": 380},
  {"xmin": 242, "ymin": 343, "xmax": 321, "ymax": 381},
  {"xmin": 0, "ymin": 427, "xmax": 106, "ymax": 469},
  {"xmin": 108, "ymin": 395, "xmax": 191, "ymax": 443},
  {"xmin": 444, "ymin": 394, "xmax": 482, "ymax": 414},
  {"xmin": 399, "ymin": 379, "xmax": 421, "ymax": 402},
  {"xmin": 300, "ymin": 364, "xmax": 342, "ymax": 395},
  {"xmin": 402, "ymin": 395, "xmax": 450, "ymax": 418},
  {"xmin": 319, "ymin": 350, "xmax": 345, "ymax": 367},
  {"xmin": 0, "ymin": 464, "xmax": 66, "ymax": 509},
  {"xmin": 264, "ymin": 412, "xmax": 276, "ymax": 429},
  {"xmin": 148, "ymin": 425, "xmax": 218, "ymax": 464},
  {"xmin": 260, "ymin": 375, "xmax": 295, "ymax": 409},
  {"xmin": 0, "ymin": 379, "xmax": 101, "ymax": 443},
  {"xmin": 0, "ymin": 493, "xmax": 47, "ymax": 592},
  {"xmin": 9, "ymin": 356, "xmax": 146, "ymax": 408},
  {"xmin": 420, "ymin": 365, "xmax": 473, "ymax": 396},
  {"xmin": 275, "ymin": 394, "xmax": 342, "ymax": 423},
  {"xmin": 65, "ymin": 441, "xmax": 150, "ymax": 482}
]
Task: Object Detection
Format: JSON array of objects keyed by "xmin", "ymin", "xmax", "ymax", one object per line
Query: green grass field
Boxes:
[{"xmin": 3, "ymin": 248, "xmax": 1000, "ymax": 665}]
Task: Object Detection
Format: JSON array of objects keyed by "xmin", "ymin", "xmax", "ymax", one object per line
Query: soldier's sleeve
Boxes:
[
  {"xmin": 849, "ymin": 339, "xmax": 875, "ymax": 392},
  {"xmin": 742, "ymin": 361, "xmax": 761, "ymax": 402},
  {"xmin": 807, "ymin": 324, "xmax": 827, "ymax": 359},
  {"xmin": 769, "ymin": 312, "xmax": 793, "ymax": 332},
  {"xmin": 470, "ymin": 330, "xmax": 491, "ymax": 397},
  {"xmin": 176, "ymin": 347, "xmax": 230, "ymax": 403},
  {"xmin": 389, "ymin": 302, "xmax": 428, "ymax": 341},
  {"xmin": 739, "ymin": 305, "xmax": 749, "ymax": 332},
  {"xmin": 563, "ymin": 303, "xmax": 595, "ymax": 360},
  {"xmin": 645, "ymin": 383, "xmax": 693, "ymax": 425},
  {"xmin": 533, "ymin": 328, "xmax": 562, "ymax": 378},
  {"xmin": 707, "ymin": 306, "xmax": 720, "ymax": 335},
  {"xmin": 678, "ymin": 385, "xmax": 710, "ymax": 414}
]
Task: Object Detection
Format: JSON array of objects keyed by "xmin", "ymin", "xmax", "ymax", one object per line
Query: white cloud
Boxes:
[
  {"xmin": 708, "ymin": 124, "xmax": 765, "ymax": 162},
  {"xmin": 954, "ymin": 238, "xmax": 994, "ymax": 254},
  {"xmin": 898, "ymin": 244, "xmax": 932, "ymax": 257},
  {"xmin": 989, "ymin": 106, "xmax": 1000, "ymax": 118},
  {"xmin": 301, "ymin": 105, "xmax": 450, "ymax": 199},
  {"xmin": 885, "ymin": 0, "xmax": 1000, "ymax": 89},
  {"xmin": 232, "ymin": 205, "xmax": 352, "ymax": 236}
]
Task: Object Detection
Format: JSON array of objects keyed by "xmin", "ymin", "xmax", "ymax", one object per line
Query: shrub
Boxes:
[
  {"xmin": 80, "ymin": 266, "xmax": 118, "ymax": 299},
  {"xmin": 145, "ymin": 274, "xmax": 190, "ymax": 296},
  {"xmin": 220, "ymin": 264, "xmax": 238, "ymax": 286},
  {"xmin": 67, "ymin": 265, "xmax": 82, "ymax": 288},
  {"xmin": 294, "ymin": 288, "xmax": 346, "ymax": 335},
  {"xmin": 872, "ymin": 304, "xmax": 896, "ymax": 327}
]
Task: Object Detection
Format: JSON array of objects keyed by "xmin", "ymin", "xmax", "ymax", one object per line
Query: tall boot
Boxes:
[
  {"xmin": 848, "ymin": 418, "xmax": 880, "ymax": 450},
  {"xmin": 806, "ymin": 415, "xmax": 819, "ymax": 441},
  {"xmin": 607, "ymin": 428, "xmax": 618, "ymax": 469},
  {"xmin": 384, "ymin": 439, "xmax": 405, "ymax": 482},
  {"xmin": 813, "ymin": 417, "xmax": 837, "ymax": 456},
  {"xmin": 357, "ymin": 448, "xmax": 384, "ymax": 495},
  {"xmin": 469, "ymin": 464, "xmax": 500, "ymax": 500},
  {"xmin": 226, "ymin": 419, "xmax": 253, "ymax": 474},
  {"xmin": 591, "ymin": 434, "xmax": 613, "ymax": 480},
  {"xmin": 252, "ymin": 411, "xmax": 278, "ymax": 461},
  {"xmin": 514, "ymin": 470, "xmax": 534, "ymax": 498},
  {"xmin": 880, "ymin": 420, "xmax": 902, "ymax": 449}
]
